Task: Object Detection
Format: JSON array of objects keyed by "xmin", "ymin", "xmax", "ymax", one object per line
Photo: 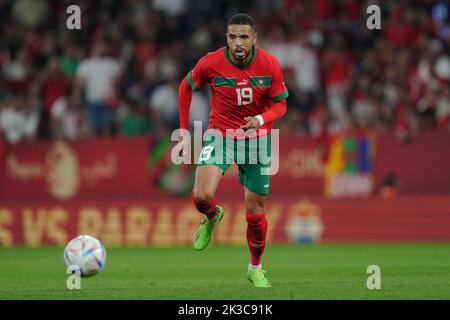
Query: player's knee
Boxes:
[
  {"xmin": 246, "ymin": 198, "xmax": 265, "ymax": 214},
  {"xmin": 192, "ymin": 189, "xmax": 214, "ymax": 204}
]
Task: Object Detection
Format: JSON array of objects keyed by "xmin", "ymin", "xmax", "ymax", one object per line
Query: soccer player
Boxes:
[{"xmin": 177, "ymin": 13, "xmax": 288, "ymax": 288}]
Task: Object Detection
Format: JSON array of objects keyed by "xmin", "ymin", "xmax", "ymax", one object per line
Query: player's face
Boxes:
[{"xmin": 226, "ymin": 24, "xmax": 257, "ymax": 63}]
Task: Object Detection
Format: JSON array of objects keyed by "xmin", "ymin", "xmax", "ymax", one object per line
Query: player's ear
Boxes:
[{"xmin": 253, "ymin": 32, "xmax": 258, "ymax": 44}]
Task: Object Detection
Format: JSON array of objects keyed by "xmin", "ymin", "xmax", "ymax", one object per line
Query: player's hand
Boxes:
[{"xmin": 240, "ymin": 117, "xmax": 261, "ymax": 131}]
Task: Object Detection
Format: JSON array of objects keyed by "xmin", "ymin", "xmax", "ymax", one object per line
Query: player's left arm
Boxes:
[
  {"xmin": 241, "ymin": 57, "xmax": 288, "ymax": 130},
  {"xmin": 241, "ymin": 100, "xmax": 287, "ymax": 130}
]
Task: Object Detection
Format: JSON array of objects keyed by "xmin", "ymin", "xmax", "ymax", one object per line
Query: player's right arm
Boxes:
[
  {"xmin": 178, "ymin": 77, "xmax": 193, "ymax": 131},
  {"xmin": 176, "ymin": 77, "xmax": 193, "ymax": 157},
  {"xmin": 177, "ymin": 55, "xmax": 209, "ymax": 156},
  {"xmin": 178, "ymin": 55, "xmax": 209, "ymax": 131}
]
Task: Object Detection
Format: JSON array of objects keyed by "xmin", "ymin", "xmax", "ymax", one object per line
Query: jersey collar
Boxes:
[{"xmin": 224, "ymin": 45, "xmax": 257, "ymax": 69}]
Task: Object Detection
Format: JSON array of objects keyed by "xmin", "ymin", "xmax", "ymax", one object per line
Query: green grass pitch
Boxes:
[{"xmin": 1, "ymin": 243, "xmax": 449, "ymax": 300}]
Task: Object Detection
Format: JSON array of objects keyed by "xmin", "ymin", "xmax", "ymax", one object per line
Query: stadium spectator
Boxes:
[
  {"xmin": 0, "ymin": 92, "xmax": 39, "ymax": 144},
  {"xmin": 12, "ymin": 0, "xmax": 48, "ymax": 28},
  {"xmin": 50, "ymin": 86, "xmax": 91, "ymax": 140},
  {"xmin": 380, "ymin": 172, "xmax": 400, "ymax": 198},
  {"xmin": 36, "ymin": 56, "xmax": 70, "ymax": 138},
  {"xmin": 149, "ymin": 77, "xmax": 180, "ymax": 130},
  {"xmin": 435, "ymin": 85, "xmax": 450, "ymax": 128},
  {"xmin": 2, "ymin": 47, "xmax": 32, "ymax": 95},
  {"xmin": 322, "ymin": 32, "xmax": 355, "ymax": 131},
  {"xmin": 0, "ymin": 0, "xmax": 448, "ymax": 145},
  {"xmin": 74, "ymin": 42, "xmax": 122, "ymax": 136},
  {"xmin": 117, "ymin": 97, "xmax": 152, "ymax": 137}
]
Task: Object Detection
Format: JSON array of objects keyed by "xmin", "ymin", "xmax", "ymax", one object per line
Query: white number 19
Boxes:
[{"xmin": 236, "ymin": 88, "xmax": 253, "ymax": 106}]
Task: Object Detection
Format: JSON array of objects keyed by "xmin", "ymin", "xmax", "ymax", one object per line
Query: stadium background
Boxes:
[{"xmin": 0, "ymin": 0, "xmax": 449, "ymax": 300}]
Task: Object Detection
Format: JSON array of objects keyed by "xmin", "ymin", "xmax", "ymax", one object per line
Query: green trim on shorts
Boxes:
[{"xmin": 197, "ymin": 133, "xmax": 272, "ymax": 195}]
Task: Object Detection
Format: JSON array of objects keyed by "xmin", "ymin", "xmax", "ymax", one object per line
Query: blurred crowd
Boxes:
[{"xmin": 0, "ymin": 0, "xmax": 449, "ymax": 146}]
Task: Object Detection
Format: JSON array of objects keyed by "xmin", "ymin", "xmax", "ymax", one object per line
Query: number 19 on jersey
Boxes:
[{"xmin": 236, "ymin": 88, "xmax": 253, "ymax": 106}]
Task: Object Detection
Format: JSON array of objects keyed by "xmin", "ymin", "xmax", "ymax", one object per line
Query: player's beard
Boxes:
[{"xmin": 233, "ymin": 47, "xmax": 250, "ymax": 62}]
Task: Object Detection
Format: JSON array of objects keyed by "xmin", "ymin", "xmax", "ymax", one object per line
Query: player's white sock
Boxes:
[{"xmin": 248, "ymin": 263, "xmax": 262, "ymax": 270}]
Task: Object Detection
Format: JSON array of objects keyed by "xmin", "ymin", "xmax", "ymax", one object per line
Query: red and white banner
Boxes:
[
  {"xmin": 0, "ymin": 136, "xmax": 325, "ymax": 200},
  {"xmin": 1, "ymin": 195, "xmax": 449, "ymax": 246},
  {"xmin": 374, "ymin": 130, "xmax": 450, "ymax": 193},
  {"xmin": 0, "ymin": 137, "xmax": 153, "ymax": 200},
  {"xmin": 0, "ymin": 131, "xmax": 449, "ymax": 200}
]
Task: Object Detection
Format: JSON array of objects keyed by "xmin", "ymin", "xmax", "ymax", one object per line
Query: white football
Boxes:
[{"xmin": 64, "ymin": 235, "xmax": 107, "ymax": 277}]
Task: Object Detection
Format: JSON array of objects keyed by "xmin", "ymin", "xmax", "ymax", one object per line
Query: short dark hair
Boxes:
[{"xmin": 227, "ymin": 13, "xmax": 255, "ymax": 30}]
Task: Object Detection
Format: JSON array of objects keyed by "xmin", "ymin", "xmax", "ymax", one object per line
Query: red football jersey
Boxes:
[{"xmin": 187, "ymin": 46, "xmax": 288, "ymax": 136}]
